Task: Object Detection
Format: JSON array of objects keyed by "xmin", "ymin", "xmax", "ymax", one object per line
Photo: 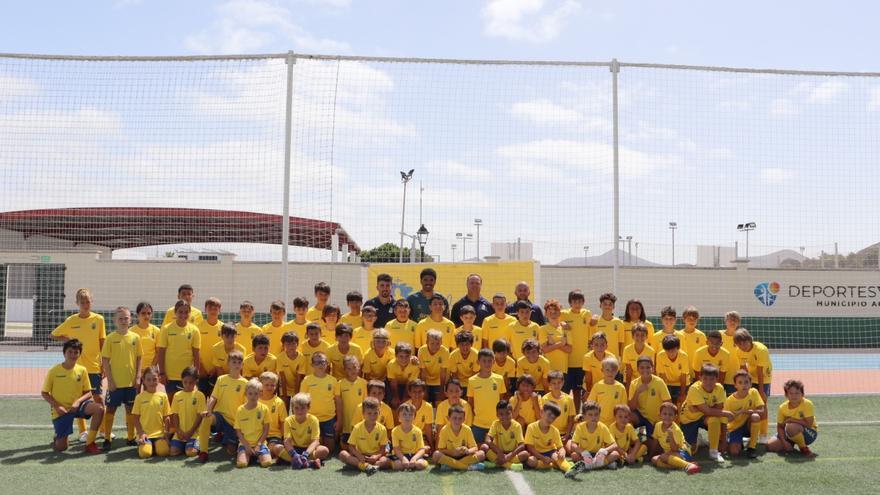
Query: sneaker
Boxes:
[
  {"xmin": 213, "ymin": 432, "xmax": 224, "ymax": 443},
  {"xmin": 686, "ymin": 463, "xmax": 701, "ymax": 475},
  {"xmin": 102, "ymin": 439, "xmax": 112, "ymax": 451},
  {"xmin": 100, "ymin": 432, "xmax": 116, "ymax": 440},
  {"xmin": 198, "ymin": 452, "xmax": 209, "ymax": 463},
  {"xmin": 439, "ymin": 465, "xmax": 453, "ymax": 472},
  {"xmin": 564, "ymin": 460, "xmax": 585, "ymax": 479},
  {"xmin": 84, "ymin": 443, "xmax": 101, "ymax": 455},
  {"xmin": 606, "ymin": 460, "xmax": 619, "ymax": 470},
  {"xmin": 483, "ymin": 461, "xmax": 497, "ymax": 469},
  {"xmin": 758, "ymin": 434, "xmax": 770, "ymax": 445},
  {"xmin": 800, "ymin": 447, "xmax": 816, "ymax": 458},
  {"xmin": 509, "ymin": 463, "xmax": 523, "ymax": 472},
  {"xmin": 746, "ymin": 447, "xmax": 758, "ymax": 459},
  {"xmin": 364, "ymin": 464, "xmax": 379, "ymax": 476},
  {"xmin": 310, "ymin": 459, "xmax": 322, "ymax": 469},
  {"xmin": 709, "ymin": 450, "xmax": 726, "ymax": 463},
  {"xmin": 468, "ymin": 462, "xmax": 485, "ymax": 471},
  {"xmin": 126, "ymin": 439, "xmax": 137, "ymax": 447},
  {"xmin": 78, "ymin": 431, "xmax": 88, "ymax": 443}
]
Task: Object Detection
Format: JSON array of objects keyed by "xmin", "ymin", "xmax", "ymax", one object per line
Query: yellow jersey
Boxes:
[
  {"xmin": 587, "ymin": 380, "xmax": 627, "ymax": 425},
  {"xmin": 235, "ymin": 403, "xmax": 270, "ymax": 445},
  {"xmin": 510, "ymin": 393, "xmax": 543, "ymax": 426},
  {"xmin": 340, "ymin": 312, "xmax": 364, "ymax": 331},
  {"xmin": 385, "ymin": 319, "xmax": 417, "ymax": 348},
  {"xmin": 162, "ymin": 306, "xmax": 203, "ymax": 327},
  {"xmin": 610, "ymin": 422, "xmax": 639, "ymax": 450},
  {"xmin": 101, "ymin": 331, "xmax": 143, "ymax": 387},
  {"xmin": 468, "ymin": 373, "xmax": 506, "ymax": 428},
  {"xmin": 571, "ymin": 421, "xmax": 615, "ymax": 453},
  {"xmin": 581, "ymin": 350, "xmax": 617, "ymax": 386},
  {"xmin": 209, "ymin": 341, "xmax": 246, "ymax": 374},
  {"xmin": 516, "ymin": 355, "xmax": 551, "ymax": 390},
  {"xmin": 720, "ymin": 330, "xmax": 737, "ymax": 356},
  {"xmin": 524, "ymin": 421, "xmax": 563, "ymax": 452},
  {"xmin": 305, "ymin": 305, "xmax": 324, "ymax": 323},
  {"xmin": 417, "ymin": 345, "xmax": 449, "ymax": 386},
  {"xmin": 211, "ymin": 374, "xmax": 248, "ymax": 422},
  {"xmin": 242, "ymin": 353, "xmax": 277, "ymax": 379},
  {"xmin": 622, "ymin": 343, "xmax": 655, "ymax": 380},
  {"xmin": 387, "ymin": 360, "xmax": 420, "ymax": 384},
  {"xmin": 276, "ymin": 351, "xmax": 306, "ymax": 394},
  {"xmin": 326, "ymin": 343, "xmax": 364, "ymax": 380},
  {"xmin": 593, "ymin": 316, "xmax": 625, "ymax": 357},
  {"xmin": 482, "ymin": 314, "xmax": 515, "ymax": 348},
  {"xmin": 300, "ymin": 339, "xmax": 331, "ymax": 372},
  {"xmin": 627, "ymin": 374, "xmax": 671, "ymax": 424},
  {"xmin": 437, "ymin": 423, "xmax": 476, "ymax": 450},
  {"xmin": 42, "ymin": 363, "xmax": 91, "ymax": 418},
  {"xmin": 171, "ymin": 389, "xmax": 207, "ymax": 440},
  {"xmin": 488, "ymin": 419, "xmax": 524, "ymax": 453},
  {"xmin": 362, "ymin": 349, "xmax": 393, "ymax": 381},
  {"xmin": 732, "ymin": 341, "xmax": 773, "ymax": 384},
  {"xmin": 52, "ymin": 312, "xmax": 106, "ymax": 373},
  {"xmin": 509, "ymin": 321, "xmax": 539, "ymax": 360},
  {"xmin": 455, "ymin": 325, "xmax": 482, "ymax": 347},
  {"xmin": 284, "ymin": 413, "xmax": 320, "ymax": 447},
  {"xmin": 338, "ymin": 376, "xmax": 368, "ymax": 433},
  {"xmin": 435, "ymin": 400, "xmax": 472, "ymax": 427},
  {"xmin": 351, "ymin": 327, "xmax": 377, "ymax": 352},
  {"xmin": 130, "ymin": 323, "xmax": 159, "ymax": 370},
  {"xmin": 561, "ymin": 308, "xmax": 592, "ymax": 368},
  {"xmin": 724, "ymin": 388, "xmax": 765, "ymax": 431},
  {"xmin": 196, "ymin": 319, "xmax": 223, "ymax": 370},
  {"xmin": 777, "ymin": 399, "xmax": 817, "ymax": 429},
  {"xmin": 259, "ymin": 395, "xmax": 286, "ymax": 438},
  {"xmin": 261, "ymin": 321, "xmax": 291, "ymax": 356},
  {"xmin": 353, "ymin": 401, "xmax": 395, "ymax": 430},
  {"xmin": 349, "ymin": 420, "xmax": 388, "ymax": 455},
  {"xmin": 678, "ymin": 329, "xmax": 706, "ymax": 359},
  {"xmin": 542, "ymin": 391, "xmax": 575, "ymax": 433},
  {"xmin": 622, "ymin": 319, "xmax": 655, "ymax": 348},
  {"xmin": 538, "ymin": 323, "xmax": 569, "ymax": 372},
  {"xmin": 653, "ymin": 421, "xmax": 685, "ymax": 453},
  {"xmin": 415, "ymin": 316, "xmax": 456, "ymax": 349},
  {"xmin": 299, "ymin": 374, "xmax": 339, "ymax": 422},
  {"xmin": 287, "ymin": 320, "xmax": 308, "ymax": 344},
  {"xmin": 392, "ymin": 425, "xmax": 425, "ymax": 455},
  {"xmin": 679, "ymin": 382, "xmax": 727, "ymax": 424},
  {"xmin": 448, "ymin": 349, "xmax": 480, "ymax": 382},
  {"xmin": 235, "ymin": 322, "xmax": 262, "ymax": 355},
  {"xmin": 133, "ymin": 390, "xmax": 170, "ymax": 439},
  {"xmin": 158, "ymin": 322, "xmax": 201, "ymax": 380},
  {"xmin": 692, "ymin": 346, "xmax": 733, "ymax": 384},
  {"xmin": 653, "ymin": 330, "xmax": 681, "ymax": 356},
  {"xmin": 404, "ymin": 400, "xmax": 434, "ymax": 433},
  {"xmin": 492, "ymin": 356, "xmax": 516, "ymax": 383},
  {"xmin": 655, "ymin": 350, "xmax": 691, "ymax": 385}
]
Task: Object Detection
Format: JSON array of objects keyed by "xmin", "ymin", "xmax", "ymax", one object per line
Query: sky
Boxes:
[{"xmin": 1, "ymin": 1, "xmax": 879, "ymax": 265}]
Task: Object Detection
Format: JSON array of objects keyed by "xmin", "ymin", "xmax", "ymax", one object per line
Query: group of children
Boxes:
[{"xmin": 42, "ymin": 281, "xmax": 818, "ymax": 476}]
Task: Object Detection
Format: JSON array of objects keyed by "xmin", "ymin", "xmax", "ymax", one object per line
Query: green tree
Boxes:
[{"xmin": 358, "ymin": 242, "xmax": 433, "ymax": 263}]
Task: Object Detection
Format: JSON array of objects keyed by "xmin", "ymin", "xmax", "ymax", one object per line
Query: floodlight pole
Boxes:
[
  {"xmin": 611, "ymin": 59, "xmax": 620, "ymax": 293},
  {"xmin": 281, "ymin": 51, "xmax": 295, "ymax": 306}
]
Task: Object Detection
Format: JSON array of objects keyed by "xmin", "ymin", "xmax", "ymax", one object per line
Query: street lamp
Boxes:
[
  {"xmin": 456, "ymin": 232, "xmax": 473, "ymax": 261},
  {"xmin": 635, "ymin": 242, "xmax": 639, "ymax": 266},
  {"xmin": 474, "ymin": 219, "xmax": 483, "ymax": 261},
  {"xmin": 451, "ymin": 243, "xmax": 457, "ymax": 262},
  {"xmin": 669, "ymin": 222, "xmax": 677, "ymax": 267},
  {"xmin": 399, "ymin": 169, "xmax": 415, "ymax": 263},
  {"xmin": 583, "ymin": 246, "xmax": 589, "ymax": 266},
  {"xmin": 416, "ymin": 224, "xmax": 429, "ymax": 260},
  {"xmin": 737, "ymin": 222, "xmax": 756, "ymax": 259},
  {"xmin": 626, "ymin": 236, "xmax": 633, "ymax": 266}
]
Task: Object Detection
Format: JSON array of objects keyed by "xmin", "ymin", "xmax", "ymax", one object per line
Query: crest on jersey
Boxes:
[
  {"xmin": 192, "ymin": 398, "xmax": 197, "ymax": 405},
  {"xmin": 412, "ymin": 433, "xmax": 417, "ymax": 442},
  {"xmin": 236, "ymin": 385, "xmax": 241, "ymax": 392},
  {"xmin": 357, "ymin": 389, "xmax": 362, "ymax": 396},
  {"xmin": 492, "ymin": 382, "xmax": 497, "ymax": 391},
  {"xmin": 257, "ymin": 411, "xmax": 262, "ymax": 419},
  {"xmin": 650, "ymin": 389, "xmax": 656, "ymax": 396},
  {"xmin": 92, "ymin": 323, "xmax": 96, "ymax": 330},
  {"xmin": 327, "ymin": 384, "xmax": 332, "ymax": 391}
]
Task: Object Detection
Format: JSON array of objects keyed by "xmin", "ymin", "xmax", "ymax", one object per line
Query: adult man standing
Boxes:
[
  {"xmin": 450, "ymin": 273, "xmax": 492, "ymax": 326},
  {"xmin": 505, "ymin": 281, "xmax": 545, "ymax": 325},
  {"xmin": 365, "ymin": 273, "xmax": 396, "ymax": 328},
  {"xmin": 406, "ymin": 267, "xmax": 449, "ymax": 322}
]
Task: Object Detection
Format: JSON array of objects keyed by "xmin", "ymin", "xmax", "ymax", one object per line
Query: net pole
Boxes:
[
  {"xmin": 611, "ymin": 59, "xmax": 621, "ymax": 293},
  {"xmin": 282, "ymin": 51, "xmax": 295, "ymax": 305}
]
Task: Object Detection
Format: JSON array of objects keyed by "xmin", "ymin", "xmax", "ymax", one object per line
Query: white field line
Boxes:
[{"xmin": 505, "ymin": 471, "xmax": 535, "ymax": 495}]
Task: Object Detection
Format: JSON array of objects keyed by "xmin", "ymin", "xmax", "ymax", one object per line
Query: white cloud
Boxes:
[
  {"xmin": 184, "ymin": 0, "xmax": 351, "ymax": 54},
  {"xmin": 509, "ymin": 98, "xmax": 581, "ymax": 124},
  {"xmin": 801, "ymin": 80, "xmax": 847, "ymax": 104},
  {"xmin": 430, "ymin": 160, "xmax": 492, "ymax": 178},
  {"xmin": 759, "ymin": 167, "xmax": 793, "ymax": 184},
  {"xmin": 0, "ymin": 74, "xmax": 41, "ymax": 101},
  {"xmin": 482, "ymin": 0, "xmax": 582, "ymax": 43},
  {"xmin": 770, "ymin": 98, "xmax": 798, "ymax": 116}
]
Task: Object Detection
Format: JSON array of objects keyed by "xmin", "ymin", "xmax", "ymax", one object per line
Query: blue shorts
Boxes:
[
  {"xmin": 633, "ymin": 410, "xmax": 655, "ymax": 437},
  {"xmin": 723, "ymin": 384, "xmax": 737, "ymax": 395},
  {"xmin": 426, "ymin": 385, "xmax": 442, "ymax": 403},
  {"xmin": 341, "ymin": 433, "xmax": 351, "ymax": 444},
  {"xmin": 752, "ymin": 383, "xmax": 771, "ymax": 397},
  {"xmin": 166, "ymin": 380, "xmax": 183, "ymax": 393},
  {"xmin": 238, "ymin": 444, "xmax": 270, "ymax": 456},
  {"xmin": 785, "ymin": 426, "xmax": 818, "ymax": 446},
  {"xmin": 52, "ymin": 400, "xmax": 94, "ymax": 439},
  {"xmin": 170, "ymin": 438, "xmax": 200, "ymax": 451},
  {"xmin": 267, "ymin": 436, "xmax": 283, "ymax": 445},
  {"xmin": 389, "ymin": 453, "xmax": 414, "ymax": 461},
  {"xmin": 213, "ymin": 413, "xmax": 238, "ymax": 445},
  {"xmin": 471, "ymin": 425, "xmax": 489, "ymax": 444},
  {"xmin": 678, "ymin": 449, "xmax": 693, "ymax": 461},
  {"xmin": 563, "ymin": 368, "xmax": 584, "ymax": 393},
  {"xmin": 106, "ymin": 387, "xmax": 137, "ymax": 408},
  {"xmin": 540, "ymin": 449, "xmax": 556, "ymax": 457},
  {"xmin": 319, "ymin": 418, "xmax": 337, "ymax": 438},
  {"xmin": 666, "ymin": 385, "xmax": 682, "ymax": 402},
  {"xmin": 680, "ymin": 418, "xmax": 709, "ymax": 447},
  {"xmin": 88, "ymin": 373, "xmax": 103, "ymax": 395},
  {"xmin": 727, "ymin": 424, "xmax": 750, "ymax": 446}
]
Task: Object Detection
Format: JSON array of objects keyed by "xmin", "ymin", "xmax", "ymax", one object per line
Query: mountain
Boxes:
[{"xmin": 556, "ymin": 249, "xmax": 663, "ymax": 267}]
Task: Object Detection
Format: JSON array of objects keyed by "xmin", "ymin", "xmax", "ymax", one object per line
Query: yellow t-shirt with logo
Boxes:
[
  {"xmin": 655, "ymin": 350, "xmax": 691, "ymax": 386},
  {"xmin": 392, "ymin": 425, "xmax": 425, "ymax": 455},
  {"xmin": 352, "ymin": 401, "xmax": 395, "ymax": 430},
  {"xmin": 581, "ymin": 350, "xmax": 617, "ymax": 386},
  {"xmin": 488, "ymin": 419, "xmax": 524, "ymax": 453},
  {"xmin": 524, "ymin": 421, "xmax": 563, "ymax": 452},
  {"xmin": 777, "ymin": 398, "xmax": 818, "ymax": 429},
  {"xmin": 571, "ymin": 421, "xmax": 615, "ymax": 453},
  {"xmin": 586, "ymin": 380, "xmax": 627, "ymax": 425},
  {"xmin": 326, "ymin": 343, "xmax": 363, "ymax": 380},
  {"xmin": 542, "ymin": 391, "xmax": 575, "ymax": 433},
  {"xmin": 417, "ymin": 345, "xmax": 449, "ymax": 386},
  {"xmin": 627, "ymin": 374, "xmax": 671, "ymax": 424},
  {"xmin": 242, "ymin": 353, "xmax": 277, "ymax": 379},
  {"xmin": 653, "ymin": 330, "xmax": 682, "ymax": 356},
  {"xmin": 510, "ymin": 393, "xmax": 543, "ymax": 426},
  {"xmin": 509, "ymin": 321, "xmax": 539, "ymax": 360},
  {"xmin": 130, "ymin": 323, "xmax": 159, "ymax": 371},
  {"xmin": 653, "ymin": 421, "xmax": 685, "ymax": 453},
  {"xmin": 516, "ymin": 356, "xmax": 551, "ymax": 390},
  {"xmin": 492, "ymin": 356, "xmax": 516, "ymax": 383},
  {"xmin": 210, "ymin": 341, "xmax": 247, "ymax": 374},
  {"xmin": 679, "ymin": 382, "xmax": 727, "ymax": 424},
  {"xmin": 339, "ymin": 376, "xmax": 368, "ymax": 433},
  {"xmin": 196, "ymin": 319, "xmax": 223, "ymax": 370},
  {"xmin": 455, "ymin": 325, "xmax": 482, "ymax": 348},
  {"xmin": 287, "ymin": 320, "xmax": 309, "ymax": 345},
  {"xmin": 622, "ymin": 319, "xmax": 655, "ymax": 348},
  {"xmin": 387, "ymin": 360, "xmax": 420, "ymax": 384},
  {"xmin": 448, "ymin": 349, "xmax": 480, "ymax": 382},
  {"xmin": 299, "ymin": 374, "xmax": 339, "ymax": 422},
  {"xmin": 171, "ymin": 389, "xmax": 207, "ymax": 440},
  {"xmin": 437, "ymin": 423, "xmax": 476, "ymax": 450},
  {"xmin": 235, "ymin": 322, "xmax": 262, "ymax": 355},
  {"xmin": 300, "ymin": 339, "xmax": 331, "ymax": 372},
  {"xmin": 234, "ymin": 403, "xmax": 270, "ymax": 445},
  {"xmin": 593, "ymin": 316, "xmax": 625, "ymax": 357},
  {"xmin": 350, "ymin": 420, "xmax": 388, "ymax": 455},
  {"xmin": 211, "ymin": 374, "xmax": 248, "ymax": 423},
  {"xmin": 340, "ymin": 312, "xmax": 364, "ymax": 331},
  {"xmin": 305, "ymin": 306, "xmax": 324, "ymax": 323},
  {"xmin": 467, "ymin": 373, "xmax": 507, "ymax": 428},
  {"xmin": 622, "ymin": 343, "xmax": 655, "ymax": 380},
  {"xmin": 435, "ymin": 399, "xmax": 472, "ymax": 427},
  {"xmin": 101, "ymin": 331, "xmax": 143, "ymax": 387},
  {"xmin": 539, "ymin": 323, "xmax": 569, "ymax": 373},
  {"xmin": 42, "ymin": 363, "xmax": 91, "ymax": 418},
  {"xmin": 133, "ymin": 390, "xmax": 170, "ymax": 439},
  {"xmin": 351, "ymin": 327, "xmax": 377, "ymax": 352},
  {"xmin": 284, "ymin": 413, "xmax": 320, "ymax": 447},
  {"xmin": 162, "ymin": 306, "xmax": 203, "ymax": 327},
  {"xmin": 561, "ymin": 308, "xmax": 592, "ymax": 368},
  {"xmin": 261, "ymin": 321, "xmax": 291, "ymax": 356},
  {"xmin": 678, "ymin": 329, "xmax": 706, "ymax": 360},
  {"xmin": 405, "ymin": 400, "xmax": 434, "ymax": 433},
  {"xmin": 158, "ymin": 322, "xmax": 201, "ymax": 380},
  {"xmin": 692, "ymin": 346, "xmax": 733, "ymax": 384},
  {"xmin": 482, "ymin": 314, "xmax": 515, "ymax": 348},
  {"xmin": 416, "ymin": 316, "xmax": 456, "ymax": 349},
  {"xmin": 362, "ymin": 349, "xmax": 393, "ymax": 381},
  {"xmin": 385, "ymin": 319, "xmax": 417, "ymax": 348},
  {"xmin": 724, "ymin": 388, "xmax": 765, "ymax": 431},
  {"xmin": 52, "ymin": 312, "xmax": 106, "ymax": 373},
  {"xmin": 610, "ymin": 421, "xmax": 639, "ymax": 450},
  {"xmin": 276, "ymin": 351, "xmax": 306, "ymax": 394},
  {"xmin": 732, "ymin": 341, "xmax": 773, "ymax": 384},
  {"xmin": 259, "ymin": 395, "xmax": 286, "ymax": 438}
]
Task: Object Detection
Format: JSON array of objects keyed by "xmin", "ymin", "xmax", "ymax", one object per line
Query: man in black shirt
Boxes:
[
  {"xmin": 364, "ymin": 272, "xmax": 396, "ymax": 328},
  {"xmin": 450, "ymin": 273, "xmax": 492, "ymax": 326},
  {"xmin": 505, "ymin": 281, "xmax": 545, "ymax": 325}
]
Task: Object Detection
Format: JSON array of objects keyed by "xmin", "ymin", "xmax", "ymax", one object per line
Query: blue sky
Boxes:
[{"xmin": 1, "ymin": 1, "xmax": 878, "ymax": 265}]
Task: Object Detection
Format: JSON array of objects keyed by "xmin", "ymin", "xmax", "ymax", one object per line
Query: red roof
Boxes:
[{"xmin": 0, "ymin": 208, "xmax": 359, "ymax": 252}]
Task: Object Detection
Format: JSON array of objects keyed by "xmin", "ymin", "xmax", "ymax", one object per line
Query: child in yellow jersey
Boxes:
[
  {"xmin": 565, "ymin": 400, "xmax": 619, "ymax": 477},
  {"xmin": 693, "ymin": 330, "xmax": 732, "ymax": 387},
  {"xmin": 288, "ymin": 296, "xmax": 310, "ymax": 343},
  {"xmin": 582, "ymin": 332, "xmax": 616, "ymax": 394},
  {"xmin": 524, "ymin": 403, "xmax": 573, "ymax": 473},
  {"xmin": 258, "ymin": 371, "xmax": 286, "ymax": 459},
  {"xmin": 509, "ymin": 301, "xmax": 539, "ymax": 361},
  {"xmin": 307, "ymin": 282, "xmax": 331, "ymax": 322},
  {"xmin": 362, "ymin": 329, "xmax": 392, "ymax": 381},
  {"xmin": 721, "ymin": 310, "xmax": 741, "ymax": 356},
  {"xmin": 388, "ymin": 342, "xmax": 419, "ymax": 408},
  {"xmin": 42, "ymin": 339, "xmax": 105, "ymax": 453},
  {"xmin": 162, "ymin": 284, "xmax": 203, "ymax": 326},
  {"xmin": 456, "ymin": 305, "xmax": 483, "ymax": 348},
  {"xmin": 655, "ymin": 334, "xmax": 690, "ymax": 405},
  {"xmin": 449, "ymin": 331, "xmax": 479, "ymax": 388},
  {"xmin": 432, "ymin": 404, "xmax": 486, "ymax": 471},
  {"xmin": 651, "ymin": 402, "xmax": 701, "ymax": 474},
  {"xmin": 586, "ymin": 357, "xmax": 626, "ymax": 427},
  {"xmin": 235, "ymin": 300, "xmax": 261, "ymax": 354},
  {"xmin": 391, "ymin": 402, "xmax": 429, "ymax": 470},
  {"xmin": 418, "ymin": 330, "xmax": 449, "ymax": 403},
  {"xmin": 327, "ymin": 324, "xmax": 363, "ymax": 380},
  {"xmin": 169, "ymin": 366, "xmax": 206, "ymax": 457},
  {"xmin": 339, "ymin": 397, "xmax": 390, "ymax": 475},
  {"xmin": 157, "ymin": 300, "xmax": 201, "ymax": 403},
  {"xmin": 404, "ymin": 380, "xmax": 434, "ymax": 448},
  {"xmin": 627, "ymin": 356, "xmax": 671, "ymax": 454},
  {"xmin": 610, "ymin": 404, "xmax": 647, "ymax": 465},
  {"xmin": 542, "ymin": 371, "xmax": 575, "ymax": 439},
  {"xmin": 622, "ymin": 322, "xmax": 655, "ymax": 386},
  {"xmin": 724, "ymin": 370, "xmax": 765, "ymax": 458},
  {"xmin": 339, "ymin": 355, "xmax": 368, "ymax": 446},
  {"xmin": 319, "ymin": 304, "xmax": 342, "ymax": 343},
  {"xmin": 196, "ymin": 297, "xmax": 223, "ymax": 395},
  {"xmin": 352, "ymin": 305, "xmax": 379, "ymax": 351},
  {"xmin": 416, "ymin": 294, "xmax": 456, "ymax": 348},
  {"xmin": 234, "ymin": 378, "xmax": 272, "ymax": 468},
  {"xmin": 341, "ymin": 291, "xmax": 365, "ymax": 330},
  {"xmin": 621, "ymin": 299, "xmax": 655, "ymax": 348},
  {"xmin": 540, "ymin": 299, "xmax": 571, "ymax": 374},
  {"xmin": 561, "ymin": 290, "xmax": 593, "ymax": 410},
  {"xmin": 300, "ymin": 351, "xmax": 342, "ymax": 453},
  {"xmin": 679, "ymin": 364, "xmax": 734, "ymax": 463},
  {"xmin": 200, "ymin": 350, "xmax": 247, "ymax": 460},
  {"xmin": 678, "ymin": 306, "xmax": 706, "ymax": 362},
  {"xmin": 592, "ymin": 293, "xmax": 625, "ymax": 357},
  {"xmin": 385, "ymin": 300, "xmax": 417, "ymax": 348},
  {"xmin": 653, "ymin": 305, "xmax": 680, "ymax": 353},
  {"xmin": 261, "ymin": 300, "xmax": 290, "ymax": 356},
  {"xmin": 483, "ymin": 294, "xmax": 515, "ymax": 350},
  {"xmin": 467, "ymin": 349, "xmax": 507, "ymax": 445},
  {"xmin": 211, "ymin": 324, "xmax": 247, "ymax": 378},
  {"xmin": 492, "ymin": 339, "xmax": 517, "ymax": 392},
  {"xmin": 733, "ymin": 328, "xmax": 773, "ymax": 441},
  {"xmin": 277, "ymin": 331, "xmax": 305, "ymax": 409},
  {"xmin": 281, "ymin": 392, "xmax": 329, "ymax": 469},
  {"xmin": 510, "ymin": 374, "xmax": 543, "ymax": 427},
  {"xmin": 768, "ymin": 379, "xmax": 818, "ymax": 457},
  {"xmin": 517, "ymin": 339, "xmax": 550, "ymax": 392},
  {"xmin": 131, "ymin": 302, "xmax": 159, "ymax": 375},
  {"xmin": 133, "ymin": 367, "xmax": 171, "ymax": 458},
  {"xmin": 243, "ymin": 334, "xmax": 277, "ymax": 379},
  {"xmin": 101, "ymin": 307, "xmax": 143, "ymax": 449},
  {"xmin": 352, "ymin": 380, "xmax": 395, "ymax": 429},
  {"xmin": 301, "ymin": 322, "xmax": 331, "ymax": 367},
  {"xmin": 482, "ymin": 400, "xmax": 527, "ymax": 469}
]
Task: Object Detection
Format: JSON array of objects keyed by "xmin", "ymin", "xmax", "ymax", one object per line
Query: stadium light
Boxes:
[
  {"xmin": 737, "ymin": 222, "xmax": 756, "ymax": 259},
  {"xmin": 474, "ymin": 219, "xmax": 483, "ymax": 261},
  {"xmin": 669, "ymin": 222, "xmax": 677, "ymax": 267},
  {"xmin": 451, "ymin": 243, "xmax": 457, "ymax": 262},
  {"xmin": 456, "ymin": 232, "xmax": 473, "ymax": 261},
  {"xmin": 583, "ymin": 245, "xmax": 589, "ymax": 266},
  {"xmin": 399, "ymin": 169, "xmax": 415, "ymax": 263}
]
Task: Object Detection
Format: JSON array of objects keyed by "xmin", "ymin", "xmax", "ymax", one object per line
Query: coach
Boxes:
[
  {"xmin": 450, "ymin": 273, "xmax": 492, "ymax": 326},
  {"xmin": 506, "ymin": 281, "xmax": 545, "ymax": 325},
  {"xmin": 365, "ymin": 272, "xmax": 396, "ymax": 328}
]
